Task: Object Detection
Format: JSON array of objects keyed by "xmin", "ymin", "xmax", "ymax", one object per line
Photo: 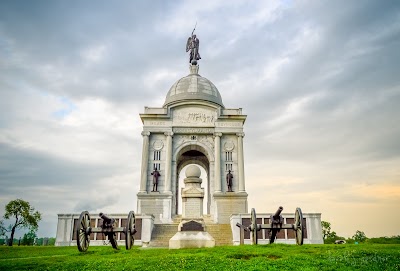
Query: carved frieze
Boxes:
[
  {"xmin": 173, "ymin": 128, "xmax": 214, "ymax": 134},
  {"xmin": 173, "ymin": 134, "xmax": 214, "ymax": 153},
  {"xmin": 172, "ymin": 107, "xmax": 217, "ymax": 127}
]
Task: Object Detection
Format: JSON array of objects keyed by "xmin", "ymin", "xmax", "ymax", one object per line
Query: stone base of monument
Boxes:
[
  {"xmin": 169, "ymin": 231, "xmax": 215, "ymax": 249},
  {"xmin": 169, "ymin": 219, "xmax": 215, "ymax": 249}
]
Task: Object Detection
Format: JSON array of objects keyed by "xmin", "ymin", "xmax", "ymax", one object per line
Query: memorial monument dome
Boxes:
[{"xmin": 163, "ymin": 65, "xmax": 224, "ymax": 108}]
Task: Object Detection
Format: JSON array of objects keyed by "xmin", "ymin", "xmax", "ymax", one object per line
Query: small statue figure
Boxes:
[
  {"xmin": 226, "ymin": 170, "xmax": 233, "ymax": 192},
  {"xmin": 151, "ymin": 169, "xmax": 161, "ymax": 192},
  {"xmin": 186, "ymin": 24, "xmax": 201, "ymax": 65}
]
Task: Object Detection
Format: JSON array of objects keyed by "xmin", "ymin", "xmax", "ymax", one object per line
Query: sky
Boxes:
[{"xmin": 0, "ymin": 0, "xmax": 399, "ymax": 239}]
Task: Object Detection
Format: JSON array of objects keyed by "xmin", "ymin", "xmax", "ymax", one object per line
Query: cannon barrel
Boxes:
[
  {"xmin": 99, "ymin": 212, "xmax": 114, "ymax": 224},
  {"xmin": 273, "ymin": 206, "xmax": 283, "ymax": 219}
]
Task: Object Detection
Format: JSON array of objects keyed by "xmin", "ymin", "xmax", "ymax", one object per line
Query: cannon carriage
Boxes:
[
  {"xmin": 76, "ymin": 211, "xmax": 136, "ymax": 252},
  {"xmin": 237, "ymin": 206, "xmax": 304, "ymax": 245}
]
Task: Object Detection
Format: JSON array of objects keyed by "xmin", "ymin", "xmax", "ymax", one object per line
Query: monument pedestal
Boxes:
[
  {"xmin": 169, "ymin": 165, "xmax": 216, "ymax": 249},
  {"xmin": 213, "ymin": 192, "xmax": 248, "ymax": 223},
  {"xmin": 169, "ymin": 219, "xmax": 215, "ymax": 249},
  {"xmin": 137, "ymin": 192, "xmax": 173, "ymax": 224},
  {"xmin": 169, "ymin": 231, "xmax": 215, "ymax": 249}
]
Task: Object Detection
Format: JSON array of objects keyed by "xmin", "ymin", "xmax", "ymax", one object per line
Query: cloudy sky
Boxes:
[{"xmin": 1, "ymin": 0, "xmax": 399, "ymax": 239}]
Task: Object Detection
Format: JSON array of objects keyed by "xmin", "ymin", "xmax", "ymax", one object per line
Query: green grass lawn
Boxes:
[{"xmin": 0, "ymin": 244, "xmax": 399, "ymax": 270}]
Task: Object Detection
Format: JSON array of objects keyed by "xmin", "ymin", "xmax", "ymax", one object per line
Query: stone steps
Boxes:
[
  {"xmin": 149, "ymin": 223, "xmax": 233, "ymax": 247},
  {"xmin": 206, "ymin": 224, "xmax": 233, "ymax": 246},
  {"xmin": 149, "ymin": 224, "xmax": 180, "ymax": 247}
]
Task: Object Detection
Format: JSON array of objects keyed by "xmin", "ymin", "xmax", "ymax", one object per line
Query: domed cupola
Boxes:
[{"xmin": 163, "ymin": 65, "xmax": 224, "ymax": 108}]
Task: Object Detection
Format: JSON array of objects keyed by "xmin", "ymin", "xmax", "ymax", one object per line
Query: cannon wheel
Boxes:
[
  {"xmin": 294, "ymin": 207, "xmax": 304, "ymax": 245},
  {"xmin": 125, "ymin": 211, "xmax": 136, "ymax": 250},
  {"xmin": 250, "ymin": 208, "xmax": 258, "ymax": 245},
  {"xmin": 109, "ymin": 232, "xmax": 118, "ymax": 250},
  {"xmin": 76, "ymin": 211, "xmax": 91, "ymax": 252}
]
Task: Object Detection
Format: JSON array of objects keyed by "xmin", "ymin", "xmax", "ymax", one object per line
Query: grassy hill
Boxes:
[{"xmin": 0, "ymin": 244, "xmax": 399, "ymax": 270}]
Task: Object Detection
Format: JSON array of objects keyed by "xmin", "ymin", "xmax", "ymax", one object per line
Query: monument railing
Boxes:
[
  {"xmin": 230, "ymin": 212, "xmax": 323, "ymax": 245},
  {"xmin": 55, "ymin": 213, "xmax": 154, "ymax": 247}
]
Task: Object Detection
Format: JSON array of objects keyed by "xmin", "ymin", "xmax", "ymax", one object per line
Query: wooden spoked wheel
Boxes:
[
  {"xmin": 76, "ymin": 211, "xmax": 91, "ymax": 252},
  {"xmin": 294, "ymin": 207, "xmax": 304, "ymax": 245},
  {"xmin": 125, "ymin": 211, "xmax": 136, "ymax": 250},
  {"xmin": 250, "ymin": 208, "xmax": 258, "ymax": 245}
]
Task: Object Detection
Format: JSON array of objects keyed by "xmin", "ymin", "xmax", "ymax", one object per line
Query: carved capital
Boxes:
[
  {"xmin": 213, "ymin": 132, "xmax": 222, "ymax": 138},
  {"xmin": 236, "ymin": 132, "xmax": 245, "ymax": 138},
  {"xmin": 141, "ymin": 131, "xmax": 150, "ymax": 137},
  {"xmin": 164, "ymin": 131, "xmax": 174, "ymax": 137}
]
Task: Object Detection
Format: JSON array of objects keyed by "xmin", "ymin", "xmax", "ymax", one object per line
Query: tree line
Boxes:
[{"xmin": 321, "ymin": 220, "xmax": 400, "ymax": 244}]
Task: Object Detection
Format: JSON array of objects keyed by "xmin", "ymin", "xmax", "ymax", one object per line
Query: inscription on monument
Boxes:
[
  {"xmin": 181, "ymin": 221, "xmax": 204, "ymax": 231},
  {"xmin": 215, "ymin": 122, "xmax": 242, "ymax": 127},
  {"xmin": 146, "ymin": 121, "xmax": 168, "ymax": 126},
  {"xmin": 173, "ymin": 128, "xmax": 214, "ymax": 134},
  {"xmin": 173, "ymin": 107, "xmax": 217, "ymax": 126}
]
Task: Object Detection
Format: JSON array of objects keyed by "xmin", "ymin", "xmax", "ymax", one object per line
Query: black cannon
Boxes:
[
  {"xmin": 76, "ymin": 211, "xmax": 136, "ymax": 252},
  {"xmin": 236, "ymin": 206, "xmax": 304, "ymax": 245}
]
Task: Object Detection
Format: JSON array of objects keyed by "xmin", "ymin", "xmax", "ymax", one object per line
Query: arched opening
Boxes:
[
  {"xmin": 177, "ymin": 164, "xmax": 208, "ymax": 215},
  {"xmin": 174, "ymin": 145, "xmax": 211, "ymax": 216}
]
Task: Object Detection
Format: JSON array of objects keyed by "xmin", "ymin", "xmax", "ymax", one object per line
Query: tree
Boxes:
[
  {"xmin": 2, "ymin": 199, "xmax": 42, "ymax": 246},
  {"xmin": 21, "ymin": 229, "xmax": 37, "ymax": 246},
  {"xmin": 321, "ymin": 221, "xmax": 337, "ymax": 239},
  {"xmin": 352, "ymin": 230, "xmax": 367, "ymax": 243}
]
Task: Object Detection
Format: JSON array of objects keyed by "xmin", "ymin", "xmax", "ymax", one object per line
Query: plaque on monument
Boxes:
[{"xmin": 181, "ymin": 220, "xmax": 204, "ymax": 232}]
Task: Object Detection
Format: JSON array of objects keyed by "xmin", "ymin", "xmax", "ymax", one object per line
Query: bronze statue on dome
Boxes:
[{"xmin": 186, "ymin": 23, "xmax": 201, "ymax": 65}]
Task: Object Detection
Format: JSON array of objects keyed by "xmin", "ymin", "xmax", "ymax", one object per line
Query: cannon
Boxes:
[
  {"xmin": 76, "ymin": 211, "xmax": 136, "ymax": 252},
  {"xmin": 237, "ymin": 206, "xmax": 304, "ymax": 245}
]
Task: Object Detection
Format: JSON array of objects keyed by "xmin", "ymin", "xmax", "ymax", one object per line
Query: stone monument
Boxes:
[
  {"xmin": 136, "ymin": 30, "xmax": 248, "ymax": 225},
  {"xmin": 169, "ymin": 165, "xmax": 215, "ymax": 249},
  {"xmin": 54, "ymin": 30, "xmax": 323, "ymax": 247}
]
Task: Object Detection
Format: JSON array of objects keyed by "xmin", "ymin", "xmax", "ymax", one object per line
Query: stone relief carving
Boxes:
[
  {"xmin": 224, "ymin": 141, "xmax": 235, "ymax": 151},
  {"xmin": 153, "ymin": 140, "xmax": 164, "ymax": 150},
  {"xmin": 198, "ymin": 135, "xmax": 214, "ymax": 151},
  {"xmin": 173, "ymin": 108, "xmax": 217, "ymax": 126},
  {"xmin": 173, "ymin": 135, "xmax": 214, "ymax": 153}
]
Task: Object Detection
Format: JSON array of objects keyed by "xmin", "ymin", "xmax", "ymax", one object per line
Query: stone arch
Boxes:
[
  {"xmin": 172, "ymin": 140, "xmax": 214, "ymax": 215},
  {"xmin": 173, "ymin": 140, "xmax": 215, "ymax": 163}
]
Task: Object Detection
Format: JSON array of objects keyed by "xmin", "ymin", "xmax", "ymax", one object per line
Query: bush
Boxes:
[{"xmin": 366, "ymin": 236, "xmax": 400, "ymax": 244}]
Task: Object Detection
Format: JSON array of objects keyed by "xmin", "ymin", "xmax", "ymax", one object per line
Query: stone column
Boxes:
[
  {"xmin": 140, "ymin": 131, "xmax": 150, "ymax": 193},
  {"xmin": 214, "ymin": 132, "xmax": 222, "ymax": 192},
  {"xmin": 237, "ymin": 133, "xmax": 245, "ymax": 192},
  {"xmin": 164, "ymin": 132, "xmax": 174, "ymax": 193}
]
